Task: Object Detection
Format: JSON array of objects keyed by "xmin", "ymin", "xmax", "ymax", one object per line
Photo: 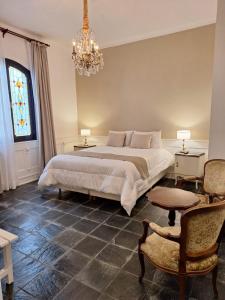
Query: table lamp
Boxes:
[
  {"xmin": 80, "ymin": 129, "xmax": 91, "ymax": 146},
  {"xmin": 177, "ymin": 130, "xmax": 191, "ymax": 154}
]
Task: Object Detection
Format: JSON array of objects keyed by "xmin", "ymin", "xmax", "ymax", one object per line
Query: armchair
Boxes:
[
  {"xmin": 138, "ymin": 200, "xmax": 225, "ymax": 300},
  {"xmin": 177, "ymin": 159, "xmax": 225, "ymax": 204}
]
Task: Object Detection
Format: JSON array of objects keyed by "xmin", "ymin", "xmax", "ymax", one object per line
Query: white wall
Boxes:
[
  {"xmin": 0, "ymin": 23, "xmax": 78, "ymax": 184},
  {"xmin": 208, "ymin": 0, "xmax": 225, "ymax": 159},
  {"xmin": 48, "ymin": 40, "xmax": 78, "ymax": 144}
]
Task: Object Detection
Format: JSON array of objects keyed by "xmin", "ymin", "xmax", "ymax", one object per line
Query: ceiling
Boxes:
[{"xmin": 0, "ymin": 0, "xmax": 217, "ymax": 48}]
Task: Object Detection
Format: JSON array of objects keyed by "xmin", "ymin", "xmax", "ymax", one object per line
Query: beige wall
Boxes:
[
  {"xmin": 77, "ymin": 25, "xmax": 215, "ymax": 139},
  {"xmin": 209, "ymin": 0, "xmax": 225, "ymax": 159}
]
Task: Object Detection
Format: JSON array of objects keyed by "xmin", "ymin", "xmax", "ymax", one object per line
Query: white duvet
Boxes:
[{"xmin": 38, "ymin": 146, "xmax": 174, "ymax": 215}]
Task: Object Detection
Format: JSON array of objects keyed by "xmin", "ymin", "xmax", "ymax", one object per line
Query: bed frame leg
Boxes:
[{"xmin": 58, "ymin": 188, "xmax": 62, "ymax": 200}]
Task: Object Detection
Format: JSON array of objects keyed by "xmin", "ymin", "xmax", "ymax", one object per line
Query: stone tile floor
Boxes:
[{"xmin": 0, "ymin": 178, "xmax": 225, "ymax": 299}]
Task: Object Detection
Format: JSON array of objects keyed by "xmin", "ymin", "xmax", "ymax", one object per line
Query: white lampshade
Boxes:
[
  {"xmin": 177, "ymin": 130, "xmax": 191, "ymax": 140},
  {"xmin": 80, "ymin": 128, "xmax": 91, "ymax": 137}
]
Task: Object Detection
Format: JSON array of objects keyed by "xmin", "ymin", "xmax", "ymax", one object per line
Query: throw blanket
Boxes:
[{"xmin": 69, "ymin": 151, "xmax": 149, "ymax": 179}]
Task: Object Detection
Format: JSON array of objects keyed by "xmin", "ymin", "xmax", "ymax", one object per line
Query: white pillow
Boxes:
[
  {"xmin": 124, "ymin": 131, "xmax": 133, "ymax": 146},
  {"xmin": 107, "ymin": 131, "xmax": 126, "ymax": 147},
  {"xmin": 130, "ymin": 132, "xmax": 152, "ymax": 149},
  {"xmin": 107, "ymin": 130, "xmax": 133, "ymax": 146},
  {"xmin": 131, "ymin": 131, "xmax": 162, "ymax": 148},
  {"xmin": 150, "ymin": 131, "xmax": 162, "ymax": 148}
]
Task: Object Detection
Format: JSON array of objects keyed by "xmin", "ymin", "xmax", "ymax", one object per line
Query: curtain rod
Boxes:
[{"xmin": 0, "ymin": 26, "xmax": 50, "ymax": 47}]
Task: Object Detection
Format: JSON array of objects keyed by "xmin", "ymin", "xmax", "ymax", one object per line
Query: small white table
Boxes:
[
  {"xmin": 174, "ymin": 152, "xmax": 205, "ymax": 189},
  {"xmin": 0, "ymin": 229, "xmax": 18, "ymax": 300}
]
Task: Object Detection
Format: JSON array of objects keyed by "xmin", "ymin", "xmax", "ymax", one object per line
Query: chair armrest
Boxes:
[{"xmin": 149, "ymin": 222, "xmax": 181, "ymax": 242}]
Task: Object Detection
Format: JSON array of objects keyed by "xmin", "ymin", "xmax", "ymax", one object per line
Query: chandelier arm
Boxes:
[{"xmin": 83, "ymin": 0, "xmax": 89, "ymax": 32}]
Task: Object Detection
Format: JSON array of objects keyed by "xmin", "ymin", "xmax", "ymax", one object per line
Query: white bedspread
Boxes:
[{"xmin": 38, "ymin": 146, "xmax": 174, "ymax": 215}]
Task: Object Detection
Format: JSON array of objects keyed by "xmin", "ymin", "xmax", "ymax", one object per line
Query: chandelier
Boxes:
[{"xmin": 72, "ymin": 0, "xmax": 104, "ymax": 76}]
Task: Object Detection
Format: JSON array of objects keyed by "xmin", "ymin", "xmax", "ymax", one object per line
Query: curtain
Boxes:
[
  {"xmin": 0, "ymin": 37, "xmax": 17, "ymax": 193},
  {"xmin": 30, "ymin": 42, "xmax": 56, "ymax": 167}
]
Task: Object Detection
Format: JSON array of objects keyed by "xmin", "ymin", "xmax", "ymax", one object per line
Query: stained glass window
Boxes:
[{"xmin": 5, "ymin": 59, "xmax": 36, "ymax": 142}]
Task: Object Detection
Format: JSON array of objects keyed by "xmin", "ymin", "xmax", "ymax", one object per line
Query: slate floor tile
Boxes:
[
  {"xmin": 15, "ymin": 233, "xmax": 47, "ymax": 255},
  {"xmin": 56, "ymin": 214, "xmax": 80, "ymax": 227},
  {"xmin": 54, "ymin": 278, "xmax": 100, "ymax": 300},
  {"xmin": 134, "ymin": 204, "xmax": 163, "ymax": 222},
  {"xmin": 105, "ymin": 270, "xmax": 149, "ymax": 300},
  {"xmin": 115, "ymin": 230, "xmax": 139, "ymax": 250},
  {"xmin": 42, "ymin": 199, "xmax": 62, "ymax": 208},
  {"xmin": 73, "ymin": 218, "xmax": 99, "ymax": 234},
  {"xmin": 69, "ymin": 205, "xmax": 93, "ymax": 217},
  {"xmin": 54, "ymin": 249, "xmax": 90, "ymax": 277},
  {"xmin": 13, "ymin": 257, "xmax": 45, "ymax": 290},
  {"xmin": 14, "ymin": 191, "xmax": 38, "ymax": 201},
  {"xmin": 105, "ymin": 215, "xmax": 130, "ymax": 228},
  {"xmin": 56, "ymin": 202, "xmax": 76, "ymax": 213},
  {"xmin": 124, "ymin": 219, "xmax": 143, "ymax": 235},
  {"xmin": 76, "ymin": 259, "xmax": 119, "ymax": 292},
  {"xmin": 32, "ymin": 242, "xmax": 66, "ymax": 264},
  {"xmin": 123, "ymin": 253, "xmax": 156, "ymax": 281},
  {"xmin": 30, "ymin": 196, "xmax": 49, "ymax": 205},
  {"xmin": 86, "ymin": 210, "xmax": 110, "ymax": 223},
  {"xmin": 74, "ymin": 236, "xmax": 106, "ymax": 257},
  {"xmin": 38, "ymin": 223, "xmax": 64, "ymax": 240},
  {"xmin": 23, "ymin": 268, "xmax": 70, "ymax": 300},
  {"xmin": 97, "ymin": 244, "xmax": 132, "ymax": 267},
  {"xmin": 42, "ymin": 209, "xmax": 64, "ymax": 221},
  {"xmin": 14, "ymin": 290, "xmax": 37, "ymax": 299},
  {"xmin": 54, "ymin": 229, "xmax": 85, "ymax": 247},
  {"xmin": 91, "ymin": 224, "xmax": 119, "ymax": 242},
  {"xmin": 97, "ymin": 294, "xmax": 115, "ymax": 300}
]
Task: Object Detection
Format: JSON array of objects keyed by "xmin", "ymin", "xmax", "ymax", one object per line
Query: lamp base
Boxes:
[
  {"xmin": 179, "ymin": 150, "xmax": 189, "ymax": 154},
  {"xmin": 83, "ymin": 136, "xmax": 88, "ymax": 146}
]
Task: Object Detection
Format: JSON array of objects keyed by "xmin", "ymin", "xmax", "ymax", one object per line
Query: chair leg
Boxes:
[
  {"xmin": 212, "ymin": 265, "xmax": 218, "ymax": 299},
  {"xmin": 138, "ymin": 252, "xmax": 145, "ymax": 283},
  {"xmin": 58, "ymin": 188, "xmax": 62, "ymax": 200},
  {"xmin": 178, "ymin": 275, "xmax": 186, "ymax": 300}
]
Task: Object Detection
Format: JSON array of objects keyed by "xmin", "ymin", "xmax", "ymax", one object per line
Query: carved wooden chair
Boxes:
[
  {"xmin": 177, "ymin": 159, "xmax": 225, "ymax": 204},
  {"xmin": 138, "ymin": 200, "xmax": 225, "ymax": 300}
]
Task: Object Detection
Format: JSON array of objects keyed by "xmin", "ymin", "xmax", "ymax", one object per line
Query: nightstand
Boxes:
[
  {"xmin": 73, "ymin": 144, "xmax": 96, "ymax": 151},
  {"xmin": 174, "ymin": 152, "xmax": 206, "ymax": 189}
]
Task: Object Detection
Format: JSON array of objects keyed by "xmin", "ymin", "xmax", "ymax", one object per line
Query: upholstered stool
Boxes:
[{"xmin": 0, "ymin": 229, "xmax": 18, "ymax": 300}]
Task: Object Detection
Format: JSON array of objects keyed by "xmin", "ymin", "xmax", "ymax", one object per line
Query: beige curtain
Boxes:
[{"xmin": 31, "ymin": 42, "xmax": 56, "ymax": 167}]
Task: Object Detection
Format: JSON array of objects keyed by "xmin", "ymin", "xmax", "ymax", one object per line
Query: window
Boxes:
[{"xmin": 5, "ymin": 59, "xmax": 36, "ymax": 142}]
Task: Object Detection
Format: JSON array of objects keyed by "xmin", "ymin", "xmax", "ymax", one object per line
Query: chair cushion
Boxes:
[
  {"xmin": 196, "ymin": 194, "xmax": 209, "ymax": 204},
  {"xmin": 140, "ymin": 232, "xmax": 218, "ymax": 273}
]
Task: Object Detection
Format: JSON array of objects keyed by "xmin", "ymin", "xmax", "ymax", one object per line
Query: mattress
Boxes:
[{"xmin": 38, "ymin": 146, "xmax": 174, "ymax": 215}]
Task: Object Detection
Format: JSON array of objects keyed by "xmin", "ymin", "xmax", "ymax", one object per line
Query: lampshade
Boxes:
[
  {"xmin": 177, "ymin": 130, "xmax": 191, "ymax": 140},
  {"xmin": 80, "ymin": 128, "xmax": 91, "ymax": 136}
]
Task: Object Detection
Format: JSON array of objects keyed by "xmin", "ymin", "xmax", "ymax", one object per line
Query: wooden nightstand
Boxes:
[
  {"xmin": 73, "ymin": 144, "xmax": 96, "ymax": 151},
  {"xmin": 174, "ymin": 152, "xmax": 206, "ymax": 189}
]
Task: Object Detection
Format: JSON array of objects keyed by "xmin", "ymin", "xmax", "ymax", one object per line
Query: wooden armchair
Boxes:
[
  {"xmin": 177, "ymin": 159, "xmax": 225, "ymax": 204},
  {"xmin": 138, "ymin": 200, "xmax": 225, "ymax": 300}
]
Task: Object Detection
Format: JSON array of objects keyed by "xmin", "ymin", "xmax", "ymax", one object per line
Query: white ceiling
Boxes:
[{"xmin": 0, "ymin": 0, "xmax": 217, "ymax": 48}]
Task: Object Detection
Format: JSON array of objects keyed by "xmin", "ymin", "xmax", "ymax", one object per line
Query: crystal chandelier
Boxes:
[{"xmin": 72, "ymin": 0, "xmax": 104, "ymax": 76}]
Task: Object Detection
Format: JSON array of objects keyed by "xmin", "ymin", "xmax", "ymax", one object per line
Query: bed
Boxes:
[{"xmin": 38, "ymin": 146, "xmax": 174, "ymax": 215}]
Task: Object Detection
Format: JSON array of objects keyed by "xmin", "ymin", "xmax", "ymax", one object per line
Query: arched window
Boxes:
[{"xmin": 5, "ymin": 59, "xmax": 37, "ymax": 142}]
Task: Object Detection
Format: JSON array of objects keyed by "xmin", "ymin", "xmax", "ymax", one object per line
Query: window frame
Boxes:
[{"xmin": 5, "ymin": 58, "xmax": 37, "ymax": 143}]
